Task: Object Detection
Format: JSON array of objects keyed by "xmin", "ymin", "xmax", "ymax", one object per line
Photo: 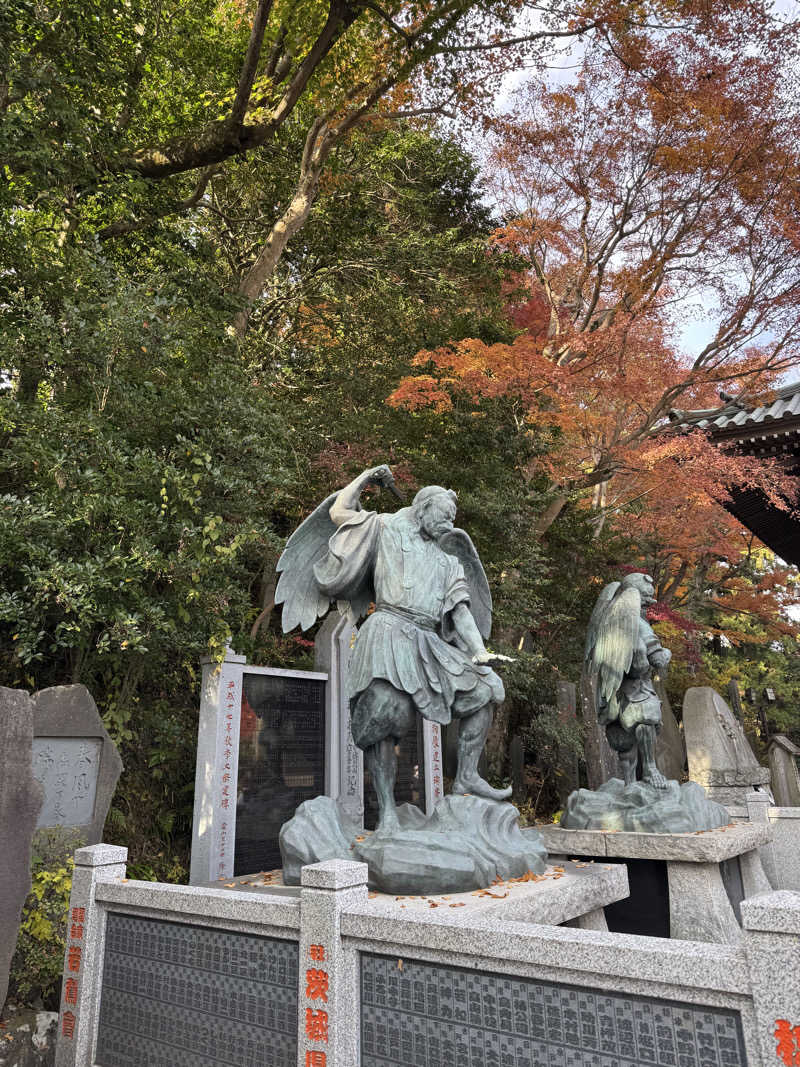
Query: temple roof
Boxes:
[
  {"xmin": 670, "ymin": 381, "xmax": 800, "ymax": 440},
  {"xmin": 670, "ymin": 382, "xmax": 800, "ymax": 566}
]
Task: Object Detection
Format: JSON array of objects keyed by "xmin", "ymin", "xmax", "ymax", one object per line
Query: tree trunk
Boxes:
[
  {"xmin": 533, "ymin": 493, "xmax": 568, "ymax": 538},
  {"xmin": 233, "ymin": 119, "xmax": 333, "ymax": 336}
]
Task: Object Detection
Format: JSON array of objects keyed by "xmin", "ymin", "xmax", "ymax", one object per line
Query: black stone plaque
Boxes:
[
  {"xmin": 235, "ymin": 671, "xmax": 326, "ymax": 875},
  {"xmin": 95, "ymin": 914, "xmax": 298, "ymax": 1067},
  {"xmin": 603, "ymin": 858, "xmax": 670, "ymax": 939},
  {"xmin": 364, "ymin": 721, "xmax": 425, "ymax": 831},
  {"xmin": 360, "ymin": 953, "xmax": 747, "ymax": 1067}
]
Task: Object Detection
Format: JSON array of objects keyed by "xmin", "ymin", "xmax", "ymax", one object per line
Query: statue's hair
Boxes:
[
  {"xmin": 621, "ymin": 571, "xmax": 654, "ymax": 588},
  {"xmin": 412, "ymin": 485, "xmax": 457, "ymax": 510}
]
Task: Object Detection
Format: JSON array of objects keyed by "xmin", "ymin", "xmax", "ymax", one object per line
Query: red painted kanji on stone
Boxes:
[
  {"xmin": 305, "ymin": 1008, "xmax": 329, "ymax": 1042},
  {"xmin": 64, "ymin": 978, "xmax": 78, "ymax": 1005},
  {"xmin": 305, "ymin": 1052, "xmax": 326, "ymax": 1067},
  {"xmin": 61, "ymin": 1012, "xmax": 76, "ymax": 1039},
  {"xmin": 306, "ymin": 969, "xmax": 329, "ymax": 1002},
  {"xmin": 775, "ymin": 1020, "xmax": 800, "ymax": 1066}
]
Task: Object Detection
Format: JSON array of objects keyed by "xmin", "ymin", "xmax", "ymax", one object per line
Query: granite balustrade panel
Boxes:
[
  {"xmin": 94, "ymin": 914, "xmax": 299, "ymax": 1067},
  {"xmin": 360, "ymin": 952, "xmax": 748, "ymax": 1067}
]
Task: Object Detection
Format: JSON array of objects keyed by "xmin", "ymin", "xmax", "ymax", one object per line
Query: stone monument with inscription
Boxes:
[
  {"xmin": 275, "ymin": 464, "xmax": 547, "ymax": 892},
  {"xmin": 31, "ymin": 685, "xmax": 122, "ymax": 845},
  {"xmin": 683, "ymin": 686, "xmax": 772, "ymax": 808},
  {"xmin": 768, "ymin": 734, "xmax": 800, "ymax": 807}
]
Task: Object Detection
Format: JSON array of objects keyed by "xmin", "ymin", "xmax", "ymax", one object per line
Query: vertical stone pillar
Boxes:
[
  {"xmin": 744, "ymin": 790, "xmax": 777, "ymax": 893},
  {"xmin": 742, "ymin": 891, "xmax": 800, "ymax": 1067},
  {"xmin": 556, "ymin": 680, "xmax": 579, "ymax": 800},
  {"xmin": 315, "ymin": 613, "xmax": 363, "ymax": 826},
  {"xmin": 421, "ymin": 720, "xmax": 444, "ymax": 814},
  {"xmin": 298, "ymin": 860, "xmax": 369, "ymax": 1067},
  {"xmin": 55, "ymin": 844, "xmax": 127, "ymax": 1067},
  {"xmin": 0, "ymin": 688, "xmax": 43, "ymax": 1011},
  {"xmin": 189, "ymin": 644, "xmax": 246, "ymax": 884}
]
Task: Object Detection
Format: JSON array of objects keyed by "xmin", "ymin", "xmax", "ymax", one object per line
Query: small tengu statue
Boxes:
[{"xmin": 585, "ymin": 572, "xmax": 671, "ymax": 789}]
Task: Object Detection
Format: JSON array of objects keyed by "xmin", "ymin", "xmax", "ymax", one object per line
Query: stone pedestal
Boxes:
[{"xmin": 538, "ymin": 822, "xmax": 774, "ymax": 944}]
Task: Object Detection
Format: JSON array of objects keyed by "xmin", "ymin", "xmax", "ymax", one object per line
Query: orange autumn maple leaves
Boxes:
[{"xmin": 389, "ymin": 22, "xmax": 800, "ymax": 557}]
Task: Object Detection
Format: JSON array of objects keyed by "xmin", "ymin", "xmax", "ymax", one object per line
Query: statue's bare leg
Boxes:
[
  {"xmin": 636, "ymin": 723, "xmax": 668, "ymax": 789},
  {"xmin": 352, "ymin": 681, "xmax": 415, "ymax": 831},
  {"xmin": 451, "ymin": 705, "xmax": 512, "ymax": 801},
  {"xmin": 364, "ymin": 739, "xmax": 400, "ymax": 832},
  {"xmin": 618, "ymin": 744, "xmax": 637, "ymax": 786}
]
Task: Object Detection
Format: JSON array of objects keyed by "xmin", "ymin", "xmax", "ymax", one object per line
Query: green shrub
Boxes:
[{"xmin": 8, "ymin": 830, "xmax": 79, "ymax": 1010}]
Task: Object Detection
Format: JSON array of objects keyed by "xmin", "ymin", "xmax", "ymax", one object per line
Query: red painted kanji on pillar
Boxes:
[{"xmin": 775, "ymin": 1020, "xmax": 800, "ymax": 1066}]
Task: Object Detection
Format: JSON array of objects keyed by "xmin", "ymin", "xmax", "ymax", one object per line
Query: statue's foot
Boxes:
[
  {"xmin": 374, "ymin": 812, "xmax": 400, "ymax": 835},
  {"xmin": 451, "ymin": 776, "xmax": 512, "ymax": 802},
  {"xmin": 643, "ymin": 767, "xmax": 669, "ymax": 790}
]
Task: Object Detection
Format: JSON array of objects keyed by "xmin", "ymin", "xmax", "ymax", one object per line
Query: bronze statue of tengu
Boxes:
[{"xmin": 275, "ymin": 464, "xmax": 512, "ymax": 832}]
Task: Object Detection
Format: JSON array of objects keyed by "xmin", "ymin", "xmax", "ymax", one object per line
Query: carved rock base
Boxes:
[
  {"xmin": 561, "ymin": 777, "xmax": 730, "ymax": 833},
  {"xmin": 280, "ymin": 794, "xmax": 547, "ymax": 894}
]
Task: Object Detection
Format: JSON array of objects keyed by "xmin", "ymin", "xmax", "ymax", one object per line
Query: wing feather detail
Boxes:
[
  {"xmin": 588, "ymin": 586, "xmax": 639, "ymax": 723},
  {"xmin": 438, "ymin": 528, "xmax": 492, "ymax": 640},
  {"xmin": 275, "ymin": 492, "xmax": 339, "ymax": 633}
]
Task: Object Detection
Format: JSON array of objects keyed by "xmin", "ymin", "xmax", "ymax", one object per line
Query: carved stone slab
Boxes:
[
  {"xmin": 94, "ymin": 914, "xmax": 298, "ymax": 1067},
  {"xmin": 768, "ymin": 734, "xmax": 800, "ymax": 807},
  {"xmin": 32, "ymin": 685, "xmax": 123, "ymax": 845},
  {"xmin": 683, "ymin": 687, "xmax": 770, "ymax": 804},
  {"xmin": 360, "ymin": 952, "xmax": 747, "ymax": 1066}
]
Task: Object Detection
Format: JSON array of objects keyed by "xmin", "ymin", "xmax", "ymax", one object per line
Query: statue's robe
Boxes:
[
  {"xmin": 614, "ymin": 616, "xmax": 664, "ymax": 732},
  {"xmin": 314, "ymin": 507, "xmax": 503, "ymax": 724}
]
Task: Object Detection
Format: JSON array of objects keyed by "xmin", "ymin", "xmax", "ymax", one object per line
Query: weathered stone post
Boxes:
[
  {"xmin": 742, "ymin": 891, "xmax": 800, "ymax": 1067},
  {"xmin": 298, "ymin": 859, "xmax": 368, "ymax": 1067},
  {"xmin": 0, "ymin": 688, "xmax": 44, "ymax": 1010},
  {"xmin": 54, "ymin": 844, "xmax": 127, "ymax": 1067}
]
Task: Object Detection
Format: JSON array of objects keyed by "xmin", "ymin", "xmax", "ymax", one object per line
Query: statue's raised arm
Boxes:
[{"xmin": 275, "ymin": 465, "xmax": 400, "ymax": 633}]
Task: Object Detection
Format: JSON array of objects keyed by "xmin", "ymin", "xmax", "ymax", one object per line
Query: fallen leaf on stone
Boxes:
[
  {"xmin": 224, "ymin": 882, "xmax": 235, "ymax": 887},
  {"xmin": 449, "ymin": 902, "xmax": 466, "ymax": 908}
]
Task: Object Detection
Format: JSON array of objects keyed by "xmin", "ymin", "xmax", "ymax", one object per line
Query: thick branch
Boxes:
[
  {"xmin": 227, "ymin": 0, "xmax": 275, "ymax": 134},
  {"xmin": 96, "ymin": 166, "xmax": 219, "ymax": 240},
  {"xmin": 127, "ymin": 0, "xmax": 357, "ymax": 179}
]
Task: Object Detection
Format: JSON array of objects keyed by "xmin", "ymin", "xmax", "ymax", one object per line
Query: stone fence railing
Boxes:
[{"xmin": 53, "ymin": 844, "xmax": 800, "ymax": 1067}]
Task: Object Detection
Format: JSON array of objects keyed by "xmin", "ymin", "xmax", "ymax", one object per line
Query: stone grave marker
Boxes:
[
  {"xmin": 768, "ymin": 734, "xmax": 800, "ymax": 807},
  {"xmin": 32, "ymin": 685, "xmax": 122, "ymax": 846},
  {"xmin": 189, "ymin": 645, "xmax": 329, "ymax": 883},
  {"xmin": 555, "ymin": 679, "xmax": 580, "ymax": 801},
  {"xmin": 683, "ymin": 686, "xmax": 771, "ymax": 807},
  {"xmin": 314, "ymin": 613, "xmax": 363, "ymax": 825},
  {"xmin": 1, "ymin": 688, "xmax": 44, "ymax": 1010}
]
